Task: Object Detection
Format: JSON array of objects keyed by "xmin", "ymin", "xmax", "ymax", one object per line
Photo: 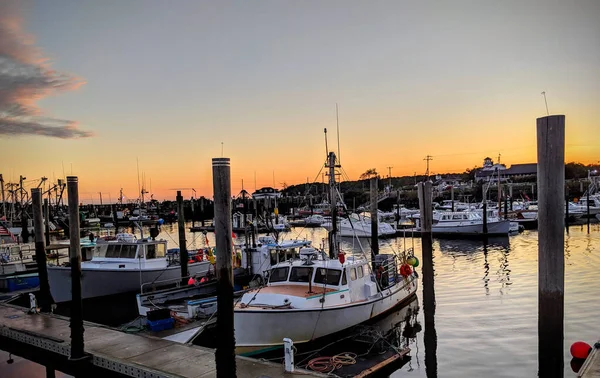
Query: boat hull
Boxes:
[
  {"xmin": 432, "ymin": 220, "xmax": 510, "ymax": 236},
  {"xmin": 234, "ymin": 276, "xmax": 418, "ymax": 355},
  {"xmin": 48, "ymin": 262, "xmax": 210, "ymax": 303}
]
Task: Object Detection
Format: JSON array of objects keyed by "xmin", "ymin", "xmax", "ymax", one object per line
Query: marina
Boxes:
[{"xmin": 2, "ymin": 1, "xmax": 600, "ymax": 375}]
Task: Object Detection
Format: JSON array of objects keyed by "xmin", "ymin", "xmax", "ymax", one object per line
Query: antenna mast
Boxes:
[{"xmin": 336, "ymin": 103, "xmax": 341, "ymax": 165}]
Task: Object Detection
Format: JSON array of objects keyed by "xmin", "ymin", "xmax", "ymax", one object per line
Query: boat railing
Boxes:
[{"xmin": 140, "ymin": 272, "xmax": 212, "ymax": 294}]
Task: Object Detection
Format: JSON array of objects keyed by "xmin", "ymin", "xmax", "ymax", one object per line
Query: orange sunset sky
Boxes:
[{"xmin": 1, "ymin": 1, "xmax": 599, "ymax": 202}]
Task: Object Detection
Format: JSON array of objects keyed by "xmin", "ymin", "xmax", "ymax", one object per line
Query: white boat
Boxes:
[
  {"xmin": 234, "ymin": 243, "xmax": 418, "ymax": 355},
  {"xmin": 436, "ymin": 200, "xmax": 474, "ymax": 211},
  {"xmin": 412, "ymin": 210, "xmax": 511, "ymax": 235},
  {"xmin": 305, "ymin": 214, "xmax": 325, "ymax": 227},
  {"xmin": 574, "ymin": 195, "xmax": 600, "ymax": 215},
  {"xmin": 322, "ymin": 213, "xmax": 396, "ymax": 238},
  {"xmin": 47, "ymin": 233, "xmax": 210, "ymax": 302},
  {"xmin": 233, "ymin": 151, "xmax": 418, "ymax": 355}
]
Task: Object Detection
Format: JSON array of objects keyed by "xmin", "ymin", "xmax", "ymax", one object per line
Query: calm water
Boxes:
[{"xmin": 2, "ymin": 222, "xmax": 599, "ymax": 377}]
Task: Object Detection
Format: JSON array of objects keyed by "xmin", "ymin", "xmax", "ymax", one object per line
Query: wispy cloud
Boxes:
[{"xmin": 0, "ymin": 1, "xmax": 93, "ymax": 139}]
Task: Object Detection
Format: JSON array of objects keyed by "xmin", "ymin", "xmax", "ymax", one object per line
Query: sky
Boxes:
[{"xmin": 1, "ymin": 0, "xmax": 599, "ymax": 202}]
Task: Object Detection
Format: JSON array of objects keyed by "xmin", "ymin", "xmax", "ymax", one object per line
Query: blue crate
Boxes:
[{"xmin": 147, "ymin": 317, "xmax": 174, "ymax": 332}]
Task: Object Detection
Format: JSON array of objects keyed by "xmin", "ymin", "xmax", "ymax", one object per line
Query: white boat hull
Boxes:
[
  {"xmin": 47, "ymin": 262, "xmax": 210, "ymax": 303},
  {"xmin": 432, "ymin": 219, "xmax": 511, "ymax": 235},
  {"xmin": 234, "ymin": 276, "xmax": 418, "ymax": 354}
]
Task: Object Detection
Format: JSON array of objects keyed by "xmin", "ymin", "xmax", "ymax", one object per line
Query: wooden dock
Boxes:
[
  {"xmin": 0, "ymin": 303, "xmax": 322, "ymax": 377},
  {"xmin": 579, "ymin": 339, "xmax": 600, "ymax": 378}
]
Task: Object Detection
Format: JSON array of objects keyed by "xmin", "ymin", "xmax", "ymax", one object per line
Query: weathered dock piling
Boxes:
[
  {"xmin": 177, "ymin": 190, "xmax": 188, "ymax": 284},
  {"xmin": 537, "ymin": 115, "xmax": 565, "ymax": 377},
  {"xmin": 44, "ymin": 198, "xmax": 51, "ymax": 246},
  {"xmin": 482, "ymin": 202, "xmax": 488, "ymax": 235},
  {"xmin": 370, "ymin": 176, "xmax": 379, "ymax": 255},
  {"xmin": 212, "ymin": 157, "xmax": 236, "ymax": 377},
  {"xmin": 67, "ymin": 176, "xmax": 86, "ymax": 362},
  {"xmin": 31, "ymin": 188, "xmax": 53, "ymax": 311},
  {"xmin": 418, "ymin": 181, "xmax": 437, "ymax": 377}
]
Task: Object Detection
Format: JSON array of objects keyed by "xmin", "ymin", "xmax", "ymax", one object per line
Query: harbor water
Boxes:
[{"xmin": 2, "ymin": 222, "xmax": 599, "ymax": 377}]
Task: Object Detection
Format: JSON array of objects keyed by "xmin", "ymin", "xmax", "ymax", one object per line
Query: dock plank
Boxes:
[{"xmin": 0, "ymin": 303, "xmax": 323, "ymax": 377}]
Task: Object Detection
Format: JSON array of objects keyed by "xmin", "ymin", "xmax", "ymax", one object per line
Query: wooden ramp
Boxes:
[
  {"xmin": 579, "ymin": 340, "xmax": 600, "ymax": 378},
  {"xmin": 0, "ymin": 304, "xmax": 322, "ymax": 378}
]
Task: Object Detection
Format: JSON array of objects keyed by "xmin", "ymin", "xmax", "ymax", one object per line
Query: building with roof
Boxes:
[{"xmin": 475, "ymin": 157, "xmax": 537, "ymax": 182}]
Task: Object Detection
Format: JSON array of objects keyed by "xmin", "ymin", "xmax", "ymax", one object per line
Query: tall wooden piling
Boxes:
[
  {"xmin": 370, "ymin": 177, "xmax": 379, "ymax": 255},
  {"xmin": 536, "ymin": 115, "xmax": 565, "ymax": 377},
  {"xmin": 565, "ymin": 187, "xmax": 570, "ymax": 230},
  {"xmin": 327, "ymin": 152, "xmax": 338, "ymax": 259},
  {"xmin": 177, "ymin": 191, "xmax": 188, "ymax": 283},
  {"xmin": 212, "ymin": 158, "xmax": 236, "ymax": 377},
  {"xmin": 418, "ymin": 181, "xmax": 437, "ymax": 376},
  {"xmin": 587, "ymin": 186, "xmax": 590, "ymax": 233},
  {"xmin": 67, "ymin": 176, "xmax": 85, "ymax": 360},
  {"xmin": 31, "ymin": 188, "xmax": 53, "ymax": 311},
  {"xmin": 482, "ymin": 202, "xmax": 488, "ymax": 234},
  {"xmin": 44, "ymin": 198, "xmax": 51, "ymax": 246},
  {"xmin": 450, "ymin": 185, "xmax": 454, "ymax": 212}
]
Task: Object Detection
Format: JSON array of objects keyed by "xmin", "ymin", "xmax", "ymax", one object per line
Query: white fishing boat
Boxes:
[
  {"xmin": 412, "ymin": 210, "xmax": 511, "ymax": 235},
  {"xmin": 233, "ymin": 151, "xmax": 418, "ymax": 355},
  {"xmin": 322, "ymin": 213, "xmax": 396, "ymax": 238},
  {"xmin": 47, "ymin": 233, "xmax": 211, "ymax": 302}
]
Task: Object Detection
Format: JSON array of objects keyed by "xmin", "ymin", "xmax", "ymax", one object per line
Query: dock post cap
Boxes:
[
  {"xmin": 66, "ymin": 176, "xmax": 78, "ymax": 182},
  {"xmin": 212, "ymin": 157, "xmax": 230, "ymax": 166},
  {"xmin": 536, "ymin": 114, "xmax": 565, "ymax": 120}
]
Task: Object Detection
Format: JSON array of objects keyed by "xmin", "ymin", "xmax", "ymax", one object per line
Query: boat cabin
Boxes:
[
  {"xmin": 91, "ymin": 234, "xmax": 167, "ymax": 261},
  {"xmin": 240, "ymin": 237, "xmax": 313, "ymax": 278}
]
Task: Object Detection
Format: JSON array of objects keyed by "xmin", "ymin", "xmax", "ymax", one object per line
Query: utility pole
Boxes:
[
  {"xmin": 386, "ymin": 166, "xmax": 393, "ymax": 190},
  {"xmin": 424, "ymin": 156, "xmax": 433, "ymax": 181}
]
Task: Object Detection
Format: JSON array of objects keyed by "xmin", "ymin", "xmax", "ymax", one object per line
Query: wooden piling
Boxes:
[
  {"xmin": 418, "ymin": 181, "xmax": 437, "ymax": 376},
  {"xmin": 327, "ymin": 152, "xmax": 338, "ymax": 259},
  {"xmin": 450, "ymin": 185, "xmax": 454, "ymax": 212},
  {"xmin": 177, "ymin": 191, "xmax": 188, "ymax": 283},
  {"xmin": 504, "ymin": 194, "xmax": 508, "ymax": 220},
  {"xmin": 536, "ymin": 115, "xmax": 565, "ymax": 377},
  {"xmin": 565, "ymin": 187, "xmax": 570, "ymax": 230},
  {"xmin": 370, "ymin": 177, "xmax": 379, "ymax": 255},
  {"xmin": 66, "ymin": 176, "xmax": 85, "ymax": 361},
  {"xmin": 212, "ymin": 157, "xmax": 236, "ymax": 377},
  {"xmin": 31, "ymin": 188, "xmax": 53, "ymax": 311},
  {"xmin": 44, "ymin": 198, "xmax": 50, "ymax": 246},
  {"xmin": 587, "ymin": 185, "xmax": 591, "ymax": 233},
  {"xmin": 482, "ymin": 202, "xmax": 488, "ymax": 234}
]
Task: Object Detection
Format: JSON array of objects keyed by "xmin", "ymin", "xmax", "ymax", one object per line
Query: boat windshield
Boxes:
[
  {"xmin": 314, "ymin": 268, "xmax": 342, "ymax": 286},
  {"xmin": 269, "ymin": 248, "xmax": 299, "ymax": 265},
  {"xmin": 289, "ymin": 267, "xmax": 313, "ymax": 282},
  {"xmin": 269, "ymin": 267, "xmax": 289, "ymax": 283}
]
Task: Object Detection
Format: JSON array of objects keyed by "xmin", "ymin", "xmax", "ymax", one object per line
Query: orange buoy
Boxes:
[{"xmin": 570, "ymin": 341, "xmax": 591, "ymax": 359}]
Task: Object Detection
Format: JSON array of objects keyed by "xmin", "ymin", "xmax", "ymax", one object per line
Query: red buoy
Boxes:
[
  {"xmin": 570, "ymin": 341, "xmax": 591, "ymax": 359},
  {"xmin": 187, "ymin": 277, "xmax": 195, "ymax": 286}
]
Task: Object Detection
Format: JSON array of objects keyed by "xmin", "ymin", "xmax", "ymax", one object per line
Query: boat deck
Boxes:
[
  {"xmin": 0, "ymin": 303, "xmax": 323, "ymax": 377},
  {"xmin": 251, "ymin": 284, "xmax": 336, "ymax": 298}
]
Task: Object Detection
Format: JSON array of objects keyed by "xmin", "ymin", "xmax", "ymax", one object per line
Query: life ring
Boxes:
[{"xmin": 400, "ymin": 263, "xmax": 413, "ymax": 277}]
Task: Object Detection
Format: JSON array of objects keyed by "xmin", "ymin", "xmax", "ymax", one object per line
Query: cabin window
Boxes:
[
  {"xmin": 357, "ymin": 265, "xmax": 364, "ymax": 278},
  {"xmin": 289, "ymin": 267, "xmax": 313, "ymax": 283},
  {"xmin": 120, "ymin": 245, "xmax": 137, "ymax": 258},
  {"xmin": 350, "ymin": 268, "xmax": 357, "ymax": 281},
  {"xmin": 270, "ymin": 250, "xmax": 278, "ymax": 266},
  {"xmin": 269, "ymin": 267, "xmax": 290, "ymax": 283},
  {"xmin": 155, "ymin": 243, "xmax": 166, "ymax": 258},
  {"xmin": 452, "ymin": 214, "xmax": 463, "ymax": 220},
  {"xmin": 146, "ymin": 244, "xmax": 156, "ymax": 259},
  {"xmin": 314, "ymin": 268, "xmax": 342, "ymax": 286},
  {"xmin": 105, "ymin": 244, "xmax": 121, "ymax": 258},
  {"xmin": 342, "ymin": 270, "xmax": 347, "ymax": 285},
  {"xmin": 93, "ymin": 245, "xmax": 107, "ymax": 258}
]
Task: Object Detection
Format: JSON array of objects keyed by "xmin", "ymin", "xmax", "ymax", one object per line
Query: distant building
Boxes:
[
  {"xmin": 252, "ymin": 187, "xmax": 281, "ymax": 200},
  {"xmin": 475, "ymin": 157, "xmax": 537, "ymax": 182}
]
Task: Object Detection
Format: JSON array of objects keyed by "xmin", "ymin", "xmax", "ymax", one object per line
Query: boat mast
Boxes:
[{"xmin": 327, "ymin": 151, "xmax": 337, "ymax": 259}]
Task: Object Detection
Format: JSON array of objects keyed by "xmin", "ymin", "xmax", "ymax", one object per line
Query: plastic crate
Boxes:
[{"xmin": 147, "ymin": 317, "xmax": 174, "ymax": 332}]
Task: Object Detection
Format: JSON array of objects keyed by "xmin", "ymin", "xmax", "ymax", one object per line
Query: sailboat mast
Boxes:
[{"xmin": 328, "ymin": 152, "xmax": 337, "ymax": 259}]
